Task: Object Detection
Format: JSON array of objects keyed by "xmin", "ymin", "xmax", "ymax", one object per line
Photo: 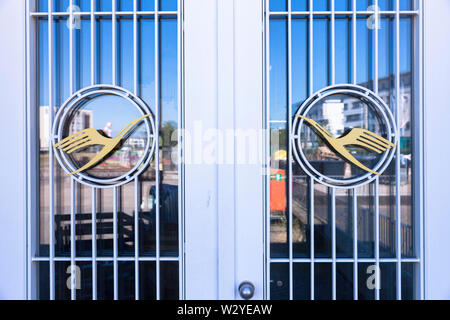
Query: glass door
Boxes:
[
  {"xmin": 265, "ymin": 0, "xmax": 423, "ymax": 300},
  {"xmin": 29, "ymin": 0, "xmax": 183, "ymax": 300}
]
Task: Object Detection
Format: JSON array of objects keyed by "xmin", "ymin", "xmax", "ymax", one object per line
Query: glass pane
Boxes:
[
  {"xmin": 357, "ymin": 184, "xmax": 375, "ymax": 258},
  {"xmin": 159, "ymin": 0, "xmax": 177, "ymax": 11},
  {"xmin": 400, "ymin": 17, "xmax": 414, "ymax": 258},
  {"xmin": 402, "ymin": 263, "xmax": 417, "ymax": 300},
  {"xmin": 313, "ymin": 17, "xmax": 329, "ymax": 92},
  {"xmin": 380, "ymin": 263, "xmax": 396, "ymax": 300},
  {"xmin": 358, "ymin": 263, "xmax": 375, "ymax": 300},
  {"xmin": 161, "ymin": 262, "xmax": 179, "ymax": 300},
  {"xmin": 270, "ymin": 0, "xmax": 287, "ymax": 12},
  {"xmin": 314, "ymin": 263, "xmax": 332, "ymax": 300},
  {"xmin": 356, "ymin": 0, "xmax": 372, "ymax": 11},
  {"xmin": 139, "ymin": 262, "xmax": 156, "ymax": 299},
  {"xmin": 335, "ymin": 0, "xmax": 351, "ymax": 11},
  {"xmin": 270, "ymin": 122, "xmax": 288, "ymax": 258},
  {"xmin": 293, "ymin": 263, "xmax": 310, "ymax": 300},
  {"xmin": 55, "ymin": 261, "xmax": 71, "ymax": 300},
  {"xmin": 97, "ymin": 17, "xmax": 112, "ymax": 84},
  {"xmin": 97, "ymin": 0, "xmax": 112, "ymax": 11},
  {"xmin": 335, "ymin": 17, "xmax": 350, "ymax": 84},
  {"xmin": 270, "ymin": 263, "xmax": 289, "ymax": 300},
  {"xmin": 336, "ymin": 263, "xmax": 353, "ymax": 300},
  {"xmin": 292, "ymin": 0, "xmax": 308, "ymax": 11},
  {"xmin": 336, "ymin": 189, "xmax": 353, "ymax": 258},
  {"xmin": 77, "ymin": 261, "xmax": 93, "ymax": 300},
  {"xmin": 37, "ymin": 262, "xmax": 50, "ymax": 299},
  {"xmin": 314, "ymin": 184, "xmax": 331, "ymax": 258},
  {"xmin": 97, "ymin": 261, "xmax": 114, "ymax": 300},
  {"xmin": 139, "ymin": 0, "xmax": 155, "ymax": 11},
  {"xmin": 119, "ymin": 262, "xmax": 135, "ymax": 300},
  {"xmin": 314, "ymin": 0, "xmax": 329, "ymax": 11},
  {"xmin": 160, "ymin": 17, "xmax": 179, "ymax": 257},
  {"xmin": 118, "ymin": 0, "xmax": 134, "ymax": 11}
]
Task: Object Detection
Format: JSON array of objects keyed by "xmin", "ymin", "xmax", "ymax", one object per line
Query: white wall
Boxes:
[
  {"xmin": 424, "ymin": 0, "xmax": 450, "ymax": 300},
  {"xmin": 0, "ymin": 0, "xmax": 27, "ymax": 299}
]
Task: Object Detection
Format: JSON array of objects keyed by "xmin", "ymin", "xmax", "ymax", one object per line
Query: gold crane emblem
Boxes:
[
  {"xmin": 54, "ymin": 114, "xmax": 152, "ymax": 175},
  {"xmin": 297, "ymin": 115, "xmax": 396, "ymax": 175}
]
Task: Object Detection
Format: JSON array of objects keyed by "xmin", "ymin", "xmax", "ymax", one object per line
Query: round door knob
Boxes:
[{"xmin": 238, "ymin": 281, "xmax": 255, "ymax": 300}]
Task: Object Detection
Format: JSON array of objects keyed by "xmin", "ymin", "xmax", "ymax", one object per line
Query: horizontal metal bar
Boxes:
[
  {"xmin": 30, "ymin": 11, "xmax": 178, "ymax": 17},
  {"xmin": 269, "ymin": 258, "xmax": 420, "ymax": 263},
  {"xmin": 268, "ymin": 10, "xmax": 419, "ymax": 16},
  {"xmin": 32, "ymin": 257, "xmax": 180, "ymax": 262}
]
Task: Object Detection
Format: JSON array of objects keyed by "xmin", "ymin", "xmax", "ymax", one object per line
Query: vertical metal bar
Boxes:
[
  {"xmin": 133, "ymin": 0, "xmax": 139, "ymax": 301},
  {"xmin": 331, "ymin": 188, "xmax": 336, "ymax": 300},
  {"xmin": 90, "ymin": 0, "xmax": 97, "ymax": 301},
  {"xmin": 287, "ymin": 0, "xmax": 293, "ymax": 301},
  {"xmin": 91, "ymin": 188, "xmax": 97, "ymax": 300},
  {"xmin": 112, "ymin": 0, "xmax": 116, "ymax": 86},
  {"xmin": 70, "ymin": 180, "xmax": 76, "ymax": 300},
  {"xmin": 309, "ymin": 177, "xmax": 314, "ymax": 300},
  {"xmin": 352, "ymin": 188, "xmax": 358, "ymax": 300},
  {"xmin": 352, "ymin": 0, "xmax": 358, "ymax": 301},
  {"xmin": 134, "ymin": 179, "xmax": 139, "ymax": 300},
  {"xmin": 111, "ymin": 0, "xmax": 119, "ymax": 301},
  {"xmin": 155, "ymin": 0, "xmax": 161, "ymax": 300},
  {"xmin": 331, "ymin": 0, "xmax": 335, "ymax": 85},
  {"xmin": 330, "ymin": 0, "xmax": 336, "ymax": 302},
  {"xmin": 352, "ymin": 0, "xmax": 357, "ymax": 85},
  {"xmin": 47, "ymin": 0, "xmax": 55, "ymax": 301},
  {"xmin": 308, "ymin": 0, "xmax": 314, "ymax": 301},
  {"xmin": 395, "ymin": 0, "xmax": 402, "ymax": 300},
  {"xmin": 69, "ymin": 0, "xmax": 76, "ymax": 301},
  {"xmin": 265, "ymin": 0, "xmax": 271, "ymax": 300},
  {"xmin": 374, "ymin": 0, "xmax": 379, "ymax": 94},
  {"xmin": 26, "ymin": 0, "xmax": 32, "ymax": 300},
  {"xmin": 309, "ymin": 0, "xmax": 313, "ymax": 96},
  {"xmin": 418, "ymin": 0, "xmax": 425, "ymax": 301},
  {"xmin": 374, "ymin": 0, "xmax": 380, "ymax": 301},
  {"xmin": 374, "ymin": 179, "xmax": 380, "ymax": 300},
  {"xmin": 177, "ymin": 0, "xmax": 184, "ymax": 300},
  {"xmin": 91, "ymin": 0, "xmax": 95, "ymax": 86},
  {"xmin": 113, "ymin": 186, "xmax": 118, "ymax": 300}
]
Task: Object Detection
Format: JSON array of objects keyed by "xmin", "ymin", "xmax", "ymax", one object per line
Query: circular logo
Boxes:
[
  {"xmin": 292, "ymin": 84, "xmax": 397, "ymax": 188},
  {"xmin": 52, "ymin": 85, "xmax": 156, "ymax": 188}
]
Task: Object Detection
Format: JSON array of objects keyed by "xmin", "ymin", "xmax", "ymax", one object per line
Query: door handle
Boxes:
[{"xmin": 238, "ymin": 281, "xmax": 255, "ymax": 300}]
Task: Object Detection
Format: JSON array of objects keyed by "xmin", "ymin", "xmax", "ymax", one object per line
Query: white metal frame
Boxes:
[
  {"xmin": 24, "ymin": 0, "xmax": 184, "ymax": 300},
  {"xmin": 264, "ymin": 0, "xmax": 424, "ymax": 300},
  {"xmin": 4, "ymin": 0, "xmax": 450, "ymax": 301}
]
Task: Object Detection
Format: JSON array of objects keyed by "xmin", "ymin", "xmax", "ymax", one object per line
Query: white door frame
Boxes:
[
  {"xmin": 1, "ymin": 0, "xmax": 450, "ymax": 300},
  {"xmin": 183, "ymin": 0, "xmax": 264, "ymax": 299}
]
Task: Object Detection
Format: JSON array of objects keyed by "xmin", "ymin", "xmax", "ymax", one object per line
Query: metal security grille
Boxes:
[
  {"xmin": 27, "ymin": 0, "xmax": 183, "ymax": 300},
  {"xmin": 265, "ymin": 0, "xmax": 423, "ymax": 300}
]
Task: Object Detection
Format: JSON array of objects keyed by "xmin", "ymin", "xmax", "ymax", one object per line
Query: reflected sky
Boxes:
[{"xmin": 269, "ymin": 14, "xmax": 412, "ymax": 121}]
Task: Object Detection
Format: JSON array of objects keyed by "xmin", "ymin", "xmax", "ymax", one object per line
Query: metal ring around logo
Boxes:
[
  {"xmin": 52, "ymin": 85, "xmax": 156, "ymax": 188},
  {"xmin": 292, "ymin": 84, "xmax": 398, "ymax": 189}
]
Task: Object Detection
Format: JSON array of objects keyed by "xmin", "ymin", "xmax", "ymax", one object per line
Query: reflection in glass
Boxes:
[
  {"xmin": 315, "ymin": 263, "xmax": 332, "ymax": 300},
  {"xmin": 119, "ymin": 262, "xmax": 135, "ymax": 300},
  {"xmin": 293, "ymin": 263, "xmax": 310, "ymax": 300},
  {"xmin": 402, "ymin": 263, "xmax": 417, "ymax": 300},
  {"xmin": 357, "ymin": 263, "xmax": 374, "ymax": 300},
  {"xmin": 140, "ymin": 262, "xmax": 156, "ymax": 300},
  {"xmin": 55, "ymin": 261, "xmax": 71, "ymax": 300},
  {"xmin": 380, "ymin": 263, "xmax": 396, "ymax": 300},
  {"xmin": 270, "ymin": 263, "xmax": 289, "ymax": 300},
  {"xmin": 270, "ymin": 123, "xmax": 288, "ymax": 258},
  {"xmin": 37, "ymin": 262, "xmax": 50, "ymax": 300},
  {"xmin": 336, "ymin": 263, "xmax": 353, "ymax": 300},
  {"xmin": 161, "ymin": 262, "xmax": 179, "ymax": 300},
  {"xmin": 97, "ymin": 261, "xmax": 113, "ymax": 300},
  {"xmin": 77, "ymin": 261, "xmax": 93, "ymax": 300}
]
